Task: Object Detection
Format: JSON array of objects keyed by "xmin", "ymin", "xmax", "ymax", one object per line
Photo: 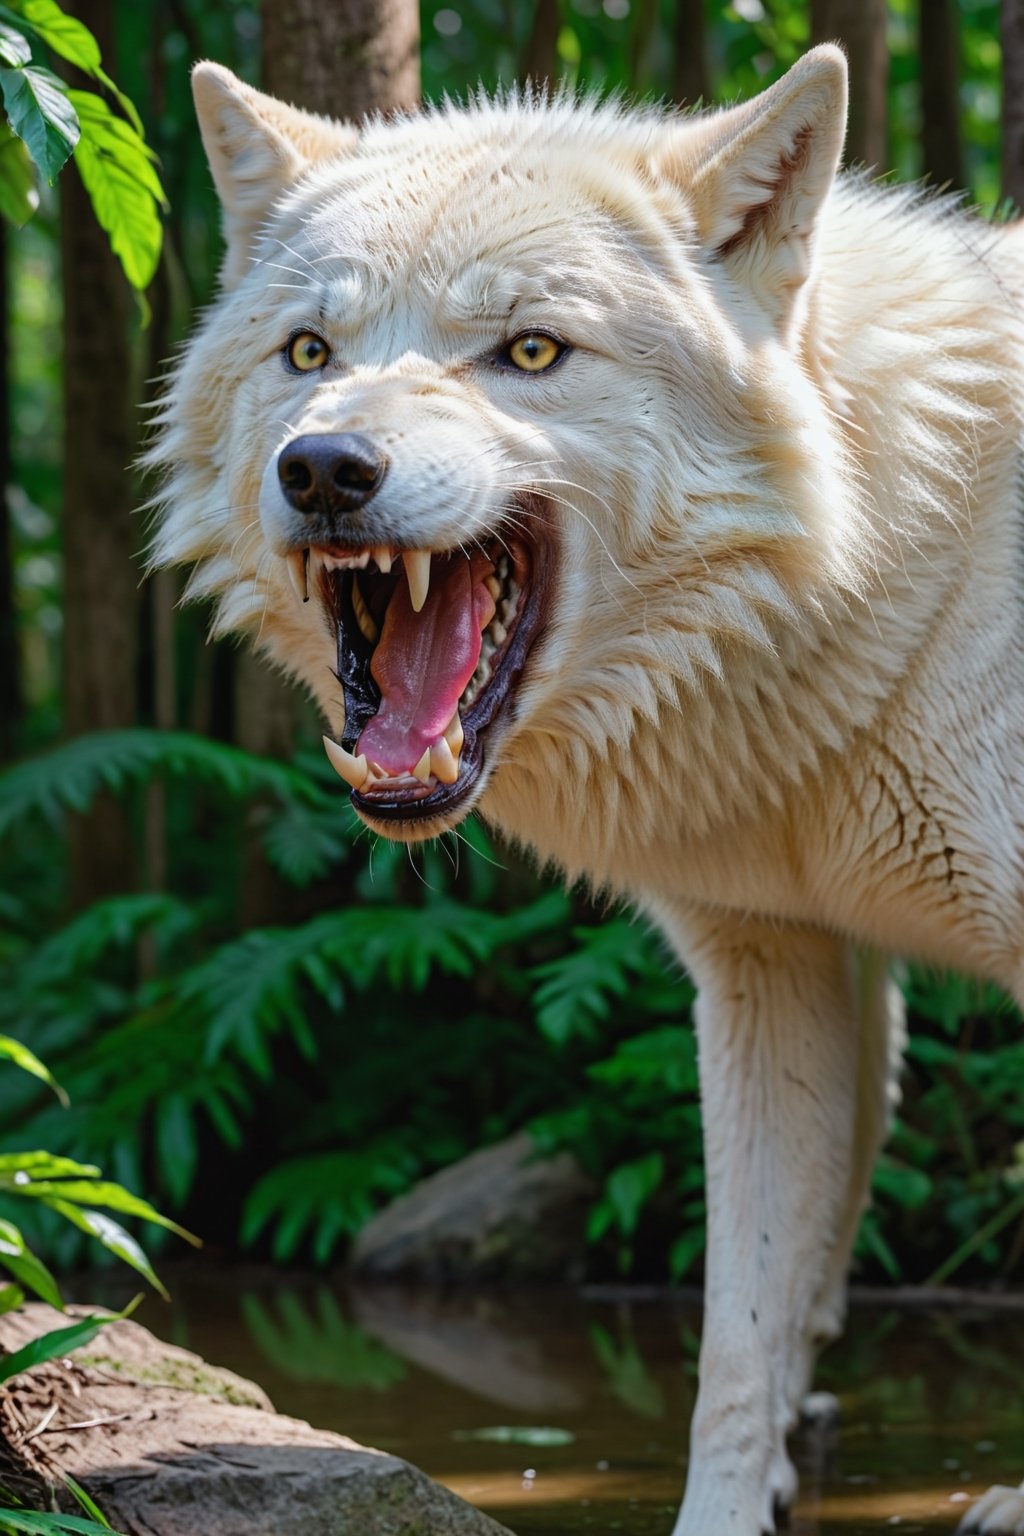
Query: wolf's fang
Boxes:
[
  {"xmin": 412, "ymin": 747, "xmax": 432, "ymax": 783},
  {"xmin": 323, "ymin": 735, "xmax": 368, "ymax": 791},
  {"xmin": 430, "ymin": 736, "xmax": 459, "ymax": 784},
  {"xmin": 286, "ymin": 549, "xmax": 308, "ymax": 603},
  {"xmin": 444, "ymin": 711, "xmax": 464, "ymax": 753},
  {"xmin": 404, "ymin": 549, "xmax": 431, "ymax": 612}
]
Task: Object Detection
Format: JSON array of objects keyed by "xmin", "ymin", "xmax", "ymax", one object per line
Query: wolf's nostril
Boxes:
[
  {"xmin": 277, "ymin": 432, "xmax": 388, "ymax": 516},
  {"xmin": 333, "ymin": 457, "xmax": 380, "ymax": 492},
  {"xmin": 280, "ymin": 457, "xmax": 313, "ymax": 493}
]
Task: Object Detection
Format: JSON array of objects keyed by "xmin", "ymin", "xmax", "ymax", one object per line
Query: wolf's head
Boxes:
[{"xmin": 151, "ymin": 50, "xmax": 859, "ymax": 854}]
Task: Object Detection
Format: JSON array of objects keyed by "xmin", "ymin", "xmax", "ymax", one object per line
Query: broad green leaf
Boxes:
[
  {"xmin": 0, "ymin": 1217, "xmax": 63, "ymax": 1307},
  {"xmin": 0, "ymin": 1152, "xmax": 100, "ymax": 1179},
  {"xmin": 2, "ymin": 0, "xmax": 98, "ymax": 69},
  {"xmin": 0, "ymin": 1034, "xmax": 67, "ymax": 1104},
  {"xmin": 0, "ymin": 123, "xmax": 39, "ymax": 223},
  {"xmin": 66, "ymin": 88, "xmax": 163, "ymax": 291},
  {"xmin": 12, "ymin": 1178, "xmax": 198, "ymax": 1244},
  {"xmin": 44, "ymin": 1202, "xmax": 169, "ymax": 1299},
  {"xmin": 0, "ymin": 60, "xmax": 76, "ymax": 181},
  {"xmin": 3, "ymin": 0, "xmax": 142, "ymax": 134},
  {"xmin": 0, "ymin": 1512, "xmax": 122, "ymax": 1534},
  {"xmin": 0, "ymin": 19, "xmax": 30, "ymax": 66},
  {"xmin": 0, "ymin": 1281, "xmax": 25, "ymax": 1312},
  {"xmin": 0, "ymin": 1308, "xmax": 111, "ymax": 1384}
]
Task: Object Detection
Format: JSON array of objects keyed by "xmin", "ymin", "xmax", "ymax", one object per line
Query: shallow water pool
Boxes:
[{"xmin": 130, "ymin": 1271, "xmax": 1024, "ymax": 1535}]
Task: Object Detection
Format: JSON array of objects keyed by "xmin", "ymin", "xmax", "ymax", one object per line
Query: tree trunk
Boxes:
[
  {"xmin": 60, "ymin": 0, "xmax": 140, "ymax": 906},
  {"xmin": 1003, "ymin": 0, "xmax": 1024, "ymax": 210},
  {"xmin": 520, "ymin": 0, "xmax": 560, "ymax": 89},
  {"xmin": 810, "ymin": 0, "xmax": 888, "ymax": 171},
  {"xmin": 920, "ymin": 0, "xmax": 965, "ymax": 190},
  {"xmin": 261, "ymin": 0, "xmax": 419, "ymax": 120},
  {"xmin": 673, "ymin": 0, "xmax": 710, "ymax": 109},
  {"xmin": 0, "ymin": 222, "xmax": 19, "ymax": 762}
]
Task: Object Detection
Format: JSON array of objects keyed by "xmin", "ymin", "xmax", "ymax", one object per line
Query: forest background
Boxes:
[{"xmin": 1, "ymin": 0, "xmax": 1023, "ymax": 1297}]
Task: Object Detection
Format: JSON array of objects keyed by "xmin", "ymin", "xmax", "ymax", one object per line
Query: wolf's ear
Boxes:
[
  {"xmin": 192, "ymin": 63, "xmax": 358, "ymax": 286},
  {"xmin": 654, "ymin": 46, "xmax": 847, "ymax": 336}
]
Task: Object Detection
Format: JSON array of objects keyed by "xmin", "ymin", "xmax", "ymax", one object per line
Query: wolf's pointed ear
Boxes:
[
  {"xmin": 654, "ymin": 46, "xmax": 847, "ymax": 336},
  {"xmin": 192, "ymin": 62, "xmax": 358, "ymax": 286}
]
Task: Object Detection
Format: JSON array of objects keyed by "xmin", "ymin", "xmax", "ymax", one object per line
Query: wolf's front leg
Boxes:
[{"xmin": 657, "ymin": 906, "xmax": 864, "ymax": 1536}]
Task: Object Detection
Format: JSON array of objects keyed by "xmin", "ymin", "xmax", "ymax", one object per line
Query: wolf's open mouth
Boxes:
[{"xmin": 295, "ymin": 515, "xmax": 549, "ymax": 824}]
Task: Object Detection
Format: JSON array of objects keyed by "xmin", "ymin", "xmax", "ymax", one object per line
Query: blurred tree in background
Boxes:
[{"xmin": 1, "ymin": 0, "xmax": 1023, "ymax": 1292}]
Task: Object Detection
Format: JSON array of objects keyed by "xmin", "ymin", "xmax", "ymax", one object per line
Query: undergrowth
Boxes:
[{"xmin": 2, "ymin": 728, "xmax": 1023, "ymax": 1285}]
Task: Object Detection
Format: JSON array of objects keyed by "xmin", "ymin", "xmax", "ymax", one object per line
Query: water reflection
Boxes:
[{"xmin": 134, "ymin": 1272, "xmax": 1024, "ymax": 1536}]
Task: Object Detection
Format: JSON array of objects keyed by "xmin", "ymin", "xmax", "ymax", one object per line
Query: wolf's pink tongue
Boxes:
[{"xmin": 357, "ymin": 555, "xmax": 489, "ymax": 774}]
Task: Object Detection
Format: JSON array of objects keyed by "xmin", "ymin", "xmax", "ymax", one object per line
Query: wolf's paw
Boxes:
[{"xmin": 957, "ymin": 1484, "xmax": 1024, "ymax": 1536}]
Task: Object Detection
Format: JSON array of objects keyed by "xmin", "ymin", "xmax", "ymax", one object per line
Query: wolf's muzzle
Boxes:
[{"xmin": 277, "ymin": 432, "xmax": 388, "ymax": 517}]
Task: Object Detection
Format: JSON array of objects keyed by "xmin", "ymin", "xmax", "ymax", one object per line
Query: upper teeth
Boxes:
[
  {"xmin": 404, "ymin": 549, "xmax": 431, "ymax": 613},
  {"xmin": 285, "ymin": 549, "xmax": 308, "ymax": 603}
]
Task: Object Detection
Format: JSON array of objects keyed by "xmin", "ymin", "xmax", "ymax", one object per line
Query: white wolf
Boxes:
[{"xmin": 151, "ymin": 47, "xmax": 1024, "ymax": 1536}]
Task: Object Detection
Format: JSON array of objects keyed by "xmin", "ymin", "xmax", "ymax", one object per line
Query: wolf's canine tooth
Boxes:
[
  {"xmin": 285, "ymin": 549, "xmax": 308, "ymax": 603},
  {"xmin": 430, "ymin": 737, "xmax": 459, "ymax": 784},
  {"xmin": 322, "ymin": 736, "xmax": 368, "ymax": 791},
  {"xmin": 404, "ymin": 549, "xmax": 431, "ymax": 612},
  {"xmin": 444, "ymin": 712, "xmax": 464, "ymax": 753},
  {"xmin": 412, "ymin": 747, "xmax": 432, "ymax": 783}
]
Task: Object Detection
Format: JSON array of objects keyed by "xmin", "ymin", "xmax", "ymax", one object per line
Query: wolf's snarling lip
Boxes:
[{"xmin": 308, "ymin": 518, "xmax": 548, "ymax": 824}]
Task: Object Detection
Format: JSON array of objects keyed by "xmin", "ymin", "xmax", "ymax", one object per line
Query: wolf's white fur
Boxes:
[{"xmin": 151, "ymin": 51, "xmax": 1024, "ymax": 1535}]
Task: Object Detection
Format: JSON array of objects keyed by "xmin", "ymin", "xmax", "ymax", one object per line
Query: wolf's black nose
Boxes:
[{"xmin": 277, "ymin": 433, "xmax": 387, "ymax": 515}]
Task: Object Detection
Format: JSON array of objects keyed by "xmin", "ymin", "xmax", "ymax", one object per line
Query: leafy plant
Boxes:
[
  {"xmin": 0, "ymin": 1038, "xmax": 189, "ymax": 1536},
  {"xmin": 4, "ymin": 723, "xmax": 1024, "ymax": 1285},
  {"xmin": 0, "ymin": 0, "xmax": 163, "ymax": 288}
]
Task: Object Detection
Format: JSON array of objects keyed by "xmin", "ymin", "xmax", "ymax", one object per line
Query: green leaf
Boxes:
[
  {"xmin": 605, "ymin": 1152, "xmax": 664, "ymax": 1239},
  {"xmin": 0, "ymin": 60, "xmax": 76, "ymax": 181},
  {"xmin": 0, "ymin": 1153, "xmax": 100, "ymax": 1179},
  {"xmin": 668, "ymin": 1227, "xmax": 706, "ymax": 1282},
  {"xmin": 11, "ymin": 1178, "xmax": 198, "ymax": 1244},
  {"xmin": 66, "ymin": 88, "xmax": 163, "ymax": 291},
  {"xmin": 0, "ymin": 122, "xmax": 33, "ymax": 224},
  {"xmin": 872, "ymin": 1157, "xmax": 932, "ymax": 1211},
  {"xmin": 4, "ymin": 0, "xmax": 143, "ymax": 133},
  {"xmin": 155, "ymin": 1095, "xmax": 197, "ymax": 1207},
  {"xmin": 0, "ymin": 1512, "xmax": 122, "ymax": 1534},
  {"xmin": 0, "ymin": 1034, "xmax": 67, "ymax": 1104},
  {"xmin": 242, "ymin": 1147, "xmax": 415, "ymax": 1262},
  {"xmin": 0, "ymin": 20, "xmax": 30, "ymax": 66},
  {"xmin": 0, "ymin": 1281, "xmax": 25, "ymax": 1312},
  {"xmin": 43, "ymin": 1203, "xmax": 169, "ymax": 1299},
  {"xmin": 0, "ymin": 1308, "xmax": 112, "ymax": 1384},
  {"xmin": 61, "ymin": 1473, "xmax": 115, "ymax": 1528},
  {"xmin": 0, "ymin": 1217, "xmax": 63, "ymax": 1307}
]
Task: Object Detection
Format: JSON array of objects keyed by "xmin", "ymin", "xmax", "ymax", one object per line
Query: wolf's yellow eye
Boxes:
[
  {"xmin": 504, "ymin": 333, "xmax": 565, "ymax": 373},
  {"xmin": 287, "ymin": 332, "xmax": 330, "ymax": 372}
]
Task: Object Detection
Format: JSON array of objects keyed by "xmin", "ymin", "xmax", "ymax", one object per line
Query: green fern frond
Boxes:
[
  {"xmin": 241, "ymin": 1144, "xmax": 416, "ymax": 1263},
  {"xmin": 0, "ymin": 729, "xmax": 323, "ymax": 839}
]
